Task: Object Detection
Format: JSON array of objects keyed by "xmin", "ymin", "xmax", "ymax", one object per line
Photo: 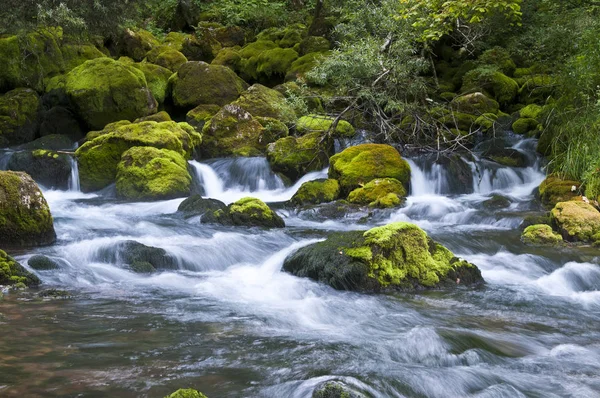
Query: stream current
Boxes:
[{"xmin": 1, "ymin": 135, "xmax": 599, "ymax": 397}]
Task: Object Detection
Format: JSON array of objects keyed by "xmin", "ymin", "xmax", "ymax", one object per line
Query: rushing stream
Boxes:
[{"xmin": 1, "ymin": 136, "xmax": 599, "ymax": 398}]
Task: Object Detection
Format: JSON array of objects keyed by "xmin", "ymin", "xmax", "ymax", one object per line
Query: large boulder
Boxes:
[
  {"xmin": 291, "ymin": 179, "xmax": 340, "ymax": 206},
  {"xmin": 0, "ymin": 88, "xmax": 40, "ymax": 146},
  {"xmin": 521, "ymin": 224, "xmax": 563, "ymax": 246},
  {"xmin": 116, "ymin": 147, "xmax": 192, "ymax": 201},
  {"xmin": 76, "ymin": 121, "xmax": 201, "ymax": 192},
  {"xmin": 462, "ymin": 68, "xmax": 519, "ymax": 106},
  {"xmin": 550, "ymin": 201, "xmax": 600, "ymax": 243},
  {"xmin": 186, "ymin": 104, "xmax": 221, "ymax": 132},
  {"xmin": 232, "ymin": 84, "xmax": 296, "ymax": 125},
  {"xmin": 0, "ymin": 171, "xmax": 56, "ymax": 247},
  {"xmin": 283, "ymin": 222, "xmax": 483, "ymax": 292},
  {"xmin": 347, "ymin": 178, "xmax": 407, "ymax": 208},
  {"xmin": 201, "ymin": 104, "xmax": 281, "ymax": 158},
  {"xmin": 133, "ymin": 62, "xmax": 174, "ymax": 104},
  {"xmin": 7, "ymin": 150, "xmax": 71, "ymax": 190},
  {"xmin": 65, "ymin": 58, "xmax": 158, "ymax": 130},
  {"xmin": 538, "ymin": 176, "xmax": 580, "ymax": 208},
  {"xmin": 450, "ymin": 92, "xmax": 499, "ymax": 115},
  {"xmin": 147, "ymin": 47, "xmax": 188, "ymax": 72},
  {"xmin": 328, "ymin": 144, "xmax": 411, "ymax": 195},
  {"xmin": 0, "ymin": 250, "xmax": 41, "ymax": 287},
  {"xmin": 203, "ymin": 197, "xmax": 285, "ymax": 228},
  {"xmin": 267, "ymin": 132, "xmax": 333, "ymax": 180},
  {"xmin": 171, "ymin": 61, "xmax": 248, "ymax": 108},
  {"xmin": 118, "ymin": 28, "xmax": 160, "ymax": 61},
  {"xmin": 296, "ymin": 115, "xmax": 355, "ymax": 137}
]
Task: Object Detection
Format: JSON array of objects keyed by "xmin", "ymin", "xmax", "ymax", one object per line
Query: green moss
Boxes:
[
  {"xmin": 538, "ymin": 176, "xmax": 580, "ymax": 208},
  {"xmin": 256, "ymin": 47, "xmax": 299, "ymax": 78},
  {"xmin": 255, "ymin": 117, "xmax": 289, "ymax": 141},
  {"xmin": 462, "ymin": 68, "xmax": 519, "ymax": 106},
  {"xmin": 482, "ymin": 194, "xmax": 511, "ymax": 209},
  {"xmin": 76, "ymin": 121, "xmax": 201, "ymax": 192},
  {"xmin": 133, "ymin": 62, "xmax": 173, "ymax": 104},
  {"xmin": 267, "ymin": 132, "xmax": 333, "ymax": 180},
  {"xmin": 201, "ymin": 104, "xmax": 268, "ymax": 158},
  {"xmin": 551, "ymin": 201, "xmax": 600, "ymax": 242},
  {"xmin": 60, "ymin": 44, "xmax": 106, "ymax": 72},
  {"xmin": 521, "ymin": 224, "xmax": 563, "ymax": 246},
  {"xmin": 0, "ymin": 250, "xmax": 41, "ymax": 287},
  {"xmin": 119, "ymin": 28, "xmax": 160, "ymax": 61},
  {"xmin": 438, "ymin": 112, "xmax": 478, "ymax": 131},
  {"xmin": 477, "ymin": 46, "xmax": 516, "ymax": 76},
  {"xmin": 450, "ymin": 92, "xmax": 499, "ymax": 115},
  {"xmin": 285, "ymin": 52, "xmax": 326, "ymax": 82},
  {"xmin": 135, "ymin": 111, "xmax": 172, "ymax": 123},
  {"xmin": 65, "ymin": 58, "xmax": 157, "ymax": 130},
  {"xmin": 512, "ymin": 117, "xmax": 540, "ymax": 135},
  {"xmin": 299, "ymin": 36, "xmax": 330, "ymax": 55},
  {"xmin": 296, "ymin": 115, "xmax": 355, "ymax": 137},
  {"xmin": 164, "ymin": 388, "xmax": 208, "ymax": 398},
  {"xmin": 215, "ymin": 197, "xmax": 285, "ymax": 228},
  {"xmin": 116, "ymin": 146, "xmax": 191, "ymax": 201},
  {"xmin": 211, "ymin": 47, "xmax": 242, "ymax": 70},
  {"xmin": 519, "ymin": 104, "xmax": 543, "ymax": 119},
  {"xmin": 519, "ymin": 75, "xmax": 556, "ymax": 104},
  {"xmin": 233, "ymin": 84, "xmax": 297, "ymax": 124},
  {"xmin": 474, "ymin": 113, "xmax": 498, "ymax": 130},
  {"xmin": 28, "ymin": 255, "xmax": 59, "ymax": 270},
  {"xmin": 348, "ymin": 178, "xmax": 406, "ymax": 208},
  {"xmin": 171, "ymin": 61, "xmax": 248, "ymax": 108},
  {"xmin": 147, "ymin": 47, "xmax": 188, "ymax": 72},
  {"xmin": 186, "ymin": 104, "xmax": 221, "ymax": 132},
  {"xmin": 329, "ymin": 144, "xmax": 411, "ymax": 194},
  {"xmin": 0, "ymin": 88, "xmax": 40, "ymax": 146},
  {"xmin": 0, "ymin": 171, "xmax": 56, "ymax": 247},
  {"xmin": 291, "ymin": 179, "xmax": 340, "ymax": 205},
  {"xmin": 257, "ymin": 24, "xmax": 307, "ymax": 48}
]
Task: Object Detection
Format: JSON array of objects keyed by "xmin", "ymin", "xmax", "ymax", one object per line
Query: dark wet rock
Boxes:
[
  {"xmin": 202, "ymin": 197, "xmax": 285, "ymax": 228},
  {"xmin": 28, "ymin": 255, "xmax": 60, "ymax": 270},
  {"xmin": 7, "ymin": 150, "xmax": 71, "ymax": 190},
  {"xmin": 178, "ymin": 195, "xmax": 227, "ymax": 218},
  {"xmin": 99, "ymin": 240, "xmax": 176, "ymax": 273}
]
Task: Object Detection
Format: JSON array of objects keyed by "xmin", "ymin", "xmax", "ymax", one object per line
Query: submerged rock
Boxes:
[
  {"xmin": 203, "ymin": 197, "xmax": 285, "ymax": 228},
  {"xmin": 521, "ymin": 224, "xmax": 563, "ymax": 246},
  {"xmin": 329, "ymin": 144, "xmax": 411, "ymax": 195},
  {"xmin": 291, "ymin": 179, "xmax": 340, "ymax": 206},
  {"xmin": 100, "ymin": 240, "xmax": 176, "ymax": 273},
  {"xmin": 313, "ymin": 381, "xmax": 362, "ymax": 398},
  {"xmin": 0, "ymin": 171, "xmax": 56, "ymax": 247},
  {"xmin": 550, "ymin": 201, "xmax": 600, "ymax": 243},
  {"xmin": 283, "ymin": 222, "xmax": 483, "ymax": 292},
  {"xmin": 0, "ymin": 250, "xmax": 40, "ymax": 287},
  {"xmin": 28, "ymin": 255, "xmax": 60, "ymax": 270},
  {"xmin": 165, "ymin": 389, "xmax": 208, "ymax": 398}
]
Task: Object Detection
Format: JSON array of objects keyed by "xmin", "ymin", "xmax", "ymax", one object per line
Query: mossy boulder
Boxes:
[
  {"xmin": 482, "ymin": 194, "xmax": 511, "ymax": 210},
  {"xmin": 60, "ymin": 44, "xmax": 106, "ymax": 72},
  {"xmin": 100, "ymin": 240, "xmax": 176, "ymax": 273},
  {"xmin": 238, "ymin": 40, "xmax": 299, "ymax": 83},
  {"xmin": 519, "ymin": 104, "xmax": 543, "ymax": 120},
  {"xmin": 550, "ymin": 201, "xmax": 600, "ymax": 243},
  {"xmin": 181, "ymin": 30, "xmax": 221, "ymax": 63},
  {"xmin": 538, "ymin": 176, "xmax": 580, "ymax": 208},
  {"xmin": 519, "ymin": 75, "xmax": 556, "ymax": 104},
  {"xmin": 482, "ymin": 146, "xmax": 528, "ymax": 167},
  {"xmin": 512, "ymin": 117, "xmax": 540, "ymax": 135},
  {"xmin": 147, "ymin": 47, "xmax": 188, "ymax": 72},
  {"xmin": 283, "ymin": 222, "xmax": 483, "ymax": 292},
  {"xmin": 255, "ymin": 116, "xmax": 290, "ymax": 138},
  {"xmin": 28, "ymin": 255, "xmax": 60, "ymax": 270},
  {"xmin": 205, "ymin": 197, "xmax": 285, "ymax": 228},
  {"xmin": 232, "ymin": 84, "xmax": 297, "ymax": 125},
  {"xmin": 329, "ymin": 144, "xmax": 411, "ymax": 195},
  {"xmin": 201, "ymin": 104, "xmax": 276, "ymax": 158},
  {"xmin": 39, "ymin": 106, "xmax": 84, "ymax": 141},
  {"xmin": 296, "ymin": 115, "xmax": 355, "ymax": 137},
  {"xmin": 171, "ymin": 61, "xmax": 248, "ymax": 108},
  {"xmin": 285, "ymin": 52, "xmax": 326, "ymax": 82},
  {"xmin": 0, "ymin": 88, "xmax": 40, "ymax": 146},
  {"xmin": 212, "ymin": 47, "xmax": 242, "ymax": 70},
  {"xmin": 299, "ymin": 36, "xmax": 331, "ymax": 55},
  {"xmin": 520, "ymin": 214, "xmax": 551, "ymax": 230},
  {"xmin": 133, "ymin": 62, "xmax": 173, "ymax": 104},
  {"xmin": 257, "ymin": 25, "xmax": 307, "ymax": 48},
  {"xmin": 65, "ymin": 58, "xmax": 158, "ymax": 130},
  {"xmin": 521, "ymin": 224, "xmax": 563, "ymax": 246},
  {"xmin": 186, "ymin": 104, "xmax": 221, "ymax": 132},
  {"xmin": 135, "ymin": 111, "xmax": 172, "ymax": 123},
  {"xmin": 178, "ymin": 195, "xmax": 227, "ymax": 218},
  {"xmin": 450, "ymin": 92, "xmax": 499, "ymax": 115},
  {"xmin": 267, "ymin": 132, "xmax": 333, "ymax": 180},
  {"xmin": 118, "ymin": 28, "xmax": 160, "ymax": 61},
  {"xmin": 348, "ymin": 178, "xmax": 407, "ymax": 208},
  {"xmin": 165, "ymin": 389, "xmax": 208, "ymax": 398},
  {"xmin": 7, "ymin": 150, "xmax": 71, "ymax": 190},
  {"xmin": 477, "ymin": 47, "xmax": 516, "ymax": 76},
  {"xmin": 0, "ymin": 250, "xmax": 41, "ymax": 287},
  {"xmin": 462, "ymin": 68, "xmax": 519, "ymax": 106},
  {"xmin": 0, "ymin": 171, "xmax": 56, "ymax": 247},
  {"xmin": 291, "ymin": 179, "xmax": 340, "ymax": 206},
  {"xmin": 115, "ymin": 147, "xmax": 191, "ymax": 201},
  {"xmin": 76, "ymin": 121, "xmax": 201, "ymax": 192}
]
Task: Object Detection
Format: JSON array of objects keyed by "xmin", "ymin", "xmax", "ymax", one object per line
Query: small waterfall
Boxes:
[
  {"xmin": 68, "ymin": 155, "xmax": 80, "ymax": 191},
  {"xmin": 0, "ymin": 150, "xmax": 13, "ymax": 170},
  {"xmin": 406, "ymin": 159, "xmax": 449, "ymax": 196}
]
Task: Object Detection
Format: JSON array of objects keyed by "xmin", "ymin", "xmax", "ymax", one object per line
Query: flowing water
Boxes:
[{"xmin": 1, "ymin": 137, "xmax": 600, "ymax": 398}]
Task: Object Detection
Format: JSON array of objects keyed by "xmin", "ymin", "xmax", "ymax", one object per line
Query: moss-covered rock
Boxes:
[
  {"xmin": 76, "ymin": 121, "xmax": 201, "ymax": 192},
  {"xmin": 211, "ymin": 47, "xmax": 242, "ymax": 70},
  {"xmin": 28, "ymin": 255, "xmax": 60, "ymax": 270},
  {"xmin": 285, "ymin": 52, "xmax": 326, "ymax": 82},
  {"xmin": 205, "ymin": 197, "xmax": 285, "ymax": 228},
  {"xmin": 201, "ymin": 104, "xmax": 276, "ymax": 158},
  {"xmin": 450, "ymin": 92, "xmax": 499, "ymax": 115},
  {"xmin": 147, "ymin": 47, "xmax": 188, "ymax": 72},
  {"xmin": 257, "ymin": 24, "xmax": 307, "ymax": 48},
  {"xmin": 7, "ymin": 150, "xmax": 71, "ymax": 190},
  {"xmin": 347, "ymin": 178, "xmax": 407, "ymax": 208},
  {"xmin": 0, "ymin": 171, "xmax": 56, "ymax": 247},
  {"xmin": 296, "ymin": 115, "xmax": 355, "ymax": 137},
  {"xmin": 164, "ymin": 389, "xmax": 208, "ymax": 398},
  {"xmin": 482, "ymin": 194, "xmax": 511, "ymax": 210},
  {"xmin": 512, "ymin": 117, "xmax": 540, "ymax": 135},
  {"xmin": 0, "ymin": 250, "xmax": 40, "ymax": 287},
  {"xmin": 135, "ymin": 111, "xmax": 172, "ymax": 123},
  {"xmin": 118, "ymin": 28, "xmax": 160, "ymax": 61},
  {"xmin": 0, "ymin": 88, "xmax": 40, "ymax": 146},
  {"xmin": 291, "ymin": 179, "xmax": 340, "ymax": 205},
  {"xmin": 519, "ymin": 104, "xmax": 544, "ymax": 120},
  {"xmin": 550, "ymin": 201, "xmax": 600, "ymax": 243},
  {"xmin": 299, "ymin": 36, "xmax": 331, "ymax": 55},
  {"xmin": 171, "ymin": 61, "xmax": 248, "ymax": 108},
  {"xmin": 133, "ymin": 62, "xmax": 173, "ymax": 104},
  {"xmin": 267, "ymin": 132, "xmax": 333, "ymax": 180},
  {"xmin": 462, "ymin": 68, "xmax": 519, "ymax": 106},
  {"xmin": 255, "ymin": 116, "xmax": 290, "ymax": 139},
  {"xmin": 538, "ymin": 176, "xmax": 580, "ymax": 208},
  {"xmin": 313, "ymin": 381, "xmax": 359, "ymax": 398},
  {"xmin": 477, "ymin": 47, "xmax": 516, "ymax": 76},
  {"xmin": 329, "ymin": 144, "xmax": 411, "ymax": 195},
  {"xmin": 232, "ymin": 84, "xmax": 297, "ymax": 125},
  {"xmin": 181, "ymin": 28, "xmax": 222, "ymax": 63},
  {"xmin": 60, "ymin": 43, "xmax": 106, "ymax": 72},
  {"xmin": 519, "ymin": 75, "xmax": 556, "ymax": 104},
  {"xmin": 283, "ymin": 222, "xmax": 483, "ymax": 292},
  {"xmin": 256, "ymin": 48, "xmax": 299, "ymax": 79},
  {"xmin": 65, "ymin": 58, "xmax": 158, "ymax": 130},
  {"xmin": 521, "ymin": 224, "xmax": 563, "ymax": 246},
  {"xmin": 178, "ymin": 195, "xmax": 227, "ymax": 218},
  {"xmin": 186, "ymin": 104, "xmax": 221, "ymax": 132},
  {"xmin": 115, "ymin": 146, "xmax": 191, "ymax": 201},
  {"xmin": 482, "ymin": 146, "xmax": 528, "ymax": 167}
]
